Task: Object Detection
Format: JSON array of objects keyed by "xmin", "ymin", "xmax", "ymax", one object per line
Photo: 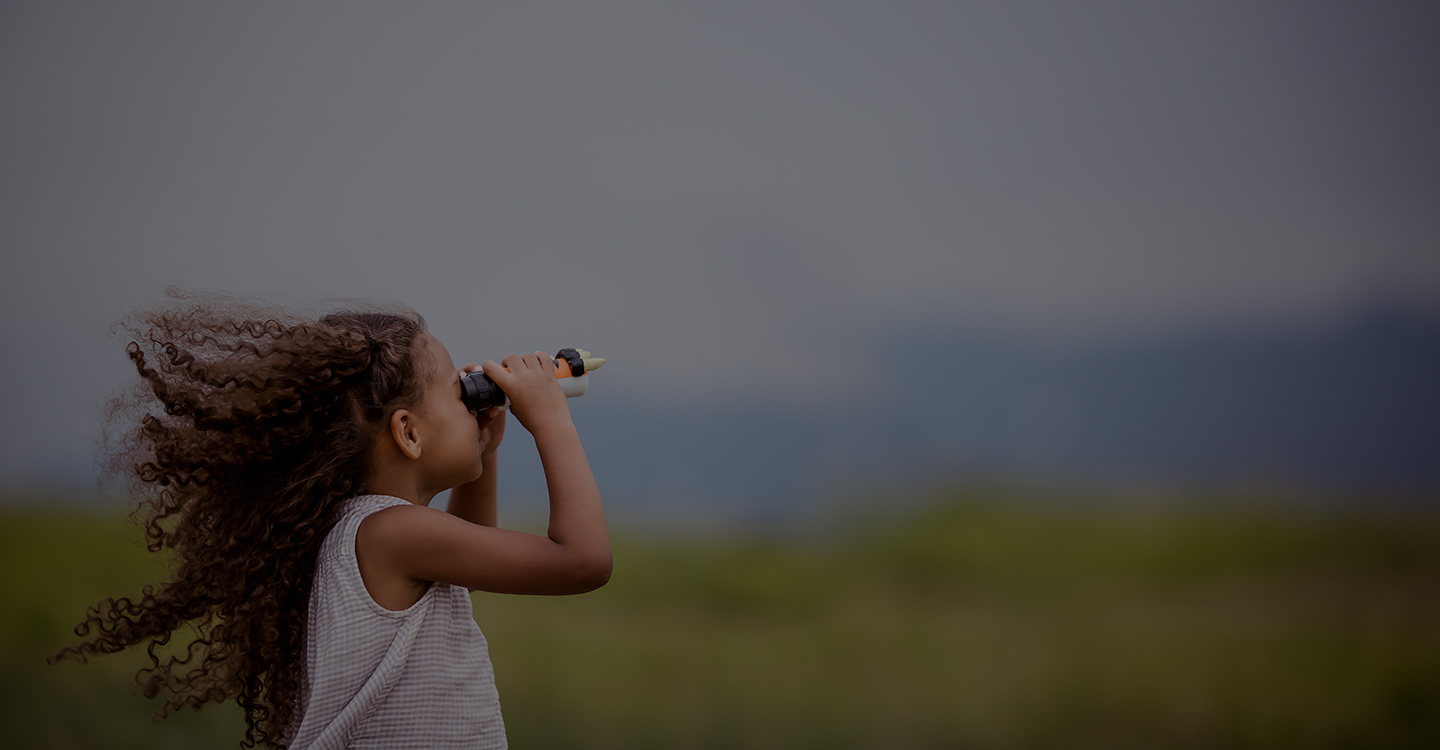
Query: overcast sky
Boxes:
[{"xmin": 2, "ymin": 1, "xmax": 1438, "ymax": 485}]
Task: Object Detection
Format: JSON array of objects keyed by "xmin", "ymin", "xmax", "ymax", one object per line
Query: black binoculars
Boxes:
[{"xmin": 460, "ymin": 347, "xmax": 604, "ymax": 412}]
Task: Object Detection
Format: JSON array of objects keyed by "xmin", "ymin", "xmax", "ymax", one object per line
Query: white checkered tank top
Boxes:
[{"xmin": 287, "ymin": 494, "xmax": 507, "ymax": 749}]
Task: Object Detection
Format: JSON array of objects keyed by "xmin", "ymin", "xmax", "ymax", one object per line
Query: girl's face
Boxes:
[{"xmin": 412, "ymin": 333, "xmax": 486, "ymax": 490}]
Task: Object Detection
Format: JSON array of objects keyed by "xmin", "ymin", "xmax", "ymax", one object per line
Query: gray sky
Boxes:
[{"xmin": 2, "ymin": 1, "xmax": 1438, "ymax": 484}]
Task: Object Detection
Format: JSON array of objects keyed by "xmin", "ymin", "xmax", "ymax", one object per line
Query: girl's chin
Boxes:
[{"xmin": 455, "ymin": 466, "xmax": 483, "ymax": 486}]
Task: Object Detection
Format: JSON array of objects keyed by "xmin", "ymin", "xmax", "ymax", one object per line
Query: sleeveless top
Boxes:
[{"xmin": 287, "ymin": 495, "xmax": 507, "ymax": 749}]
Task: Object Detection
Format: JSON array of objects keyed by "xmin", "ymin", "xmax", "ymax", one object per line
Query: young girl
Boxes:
[{"xmin": 49, "ymin": 296, "xmax": 610, "ymax": 749}]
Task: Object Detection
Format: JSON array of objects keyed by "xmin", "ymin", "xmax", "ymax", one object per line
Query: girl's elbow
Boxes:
[
  {"xmin": 544, "ymin": 537, "xmax": 611, "ymax": 593},
  {"xmin": 592, "ymin": 556, "xmax": 614, "ymax": 588},
  {"xmin": 566, "ymin": 553, "xmax": 612, "ymax": 593}
]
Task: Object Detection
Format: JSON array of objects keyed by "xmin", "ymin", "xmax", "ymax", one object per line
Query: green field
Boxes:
[{"xmin": 4, "ymin": 492, "xmax": 1439, "ymax": 748}]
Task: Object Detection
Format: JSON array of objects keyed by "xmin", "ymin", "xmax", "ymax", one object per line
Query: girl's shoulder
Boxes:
[
  {"xmin": 315, "ymin": 495, "xmax": 444, "ymax": 615},
  {"xmin": 320, "ymin": 495, "xmax": 413, "ymax": 557}
]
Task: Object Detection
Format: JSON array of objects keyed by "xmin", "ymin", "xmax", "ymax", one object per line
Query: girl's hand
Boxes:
[
  {"xmin": 458, "ymin": 363, "xmax": 506, "ymax": 456},
  {"xmin": 481, "ymin": 352, "xmax": 570, "ymax": 434}
]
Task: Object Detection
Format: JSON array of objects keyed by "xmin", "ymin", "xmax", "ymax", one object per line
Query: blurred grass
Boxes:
[{"xmin": 4, "ymin": 492, "xmax": 1439, "ymax": 748}]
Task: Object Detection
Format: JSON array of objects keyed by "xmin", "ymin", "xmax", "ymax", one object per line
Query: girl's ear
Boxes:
[{"xmin": 388, "ymin": 409, "xmax": 423, "ymax": 460}]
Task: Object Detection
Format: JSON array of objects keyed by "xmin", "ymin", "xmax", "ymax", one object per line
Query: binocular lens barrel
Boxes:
[{"xmin": 460, "ymin": 371, "xmax": 506, "ymax": 413}]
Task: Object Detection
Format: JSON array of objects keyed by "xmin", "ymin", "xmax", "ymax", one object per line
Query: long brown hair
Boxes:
[{"xmin": 49, "ymin": 292, "xmax": 428, "ymax": 748}]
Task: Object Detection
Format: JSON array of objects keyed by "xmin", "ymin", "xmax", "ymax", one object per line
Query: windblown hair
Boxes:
[{"xmin": 49, "ymin": 292, "xmax": 429, "ymax": 748}]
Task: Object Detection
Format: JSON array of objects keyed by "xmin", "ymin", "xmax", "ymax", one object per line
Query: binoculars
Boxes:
[{"xmin": 460, "ymin": 348, "xmax": 606, "ymax": 412}]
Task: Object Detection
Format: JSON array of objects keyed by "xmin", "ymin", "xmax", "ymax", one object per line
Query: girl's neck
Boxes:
[{"xmin": 363, "ymin": 462, "xmax": 434, "ymax": 506}]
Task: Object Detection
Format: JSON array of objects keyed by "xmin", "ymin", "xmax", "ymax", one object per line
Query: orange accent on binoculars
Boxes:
[{"xmin": 499, "ymin": 359, "xmax": 575, "ymax": 379}]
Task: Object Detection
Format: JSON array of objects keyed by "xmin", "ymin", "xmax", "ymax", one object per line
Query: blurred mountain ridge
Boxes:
[{"xmin": 570, "ymin": 304, "xmax": 1440, "ymax": 519}]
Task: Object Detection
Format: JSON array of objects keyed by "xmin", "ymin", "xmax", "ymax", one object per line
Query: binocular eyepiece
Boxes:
[{"xmin": 460, "ymin": 347, "xmax": 606, "ymax": 412}]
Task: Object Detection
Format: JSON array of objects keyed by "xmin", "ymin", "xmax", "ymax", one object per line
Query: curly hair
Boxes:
[{"xmin": 48, "ymin": 291, "xmax": 430, "ymax": 748}]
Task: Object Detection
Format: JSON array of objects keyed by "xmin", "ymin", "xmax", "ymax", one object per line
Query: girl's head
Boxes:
[
  {"xmin": 52, "ymin": 292, "xmax": 439, "ymax": 749},
  {"xmin": 365, "ymin": 331, "xmax": 488, "ymax": 499}
]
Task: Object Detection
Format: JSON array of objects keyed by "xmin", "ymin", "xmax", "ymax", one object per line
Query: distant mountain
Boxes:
[
  {"xmin": 882, "ymin": 307, "xmax": 1440, "ymax": 489},
  {"xmin": 535, "ymin": 307, "xmax": 1440, "ymax": 518}
]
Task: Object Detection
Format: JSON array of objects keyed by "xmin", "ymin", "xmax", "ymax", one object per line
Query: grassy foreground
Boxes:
[{"xmin": 3, "ymin": 495, "xmax": 1438, "ymax": 748}]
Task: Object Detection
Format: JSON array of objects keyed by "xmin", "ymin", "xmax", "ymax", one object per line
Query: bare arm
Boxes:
[
  {"xmin": 529, "ymin": 412, "xmax": 610, "ymax": 574},
  {"xmin": 446, "ymin": 449, "xmax": 499, "ymax": 527}
]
